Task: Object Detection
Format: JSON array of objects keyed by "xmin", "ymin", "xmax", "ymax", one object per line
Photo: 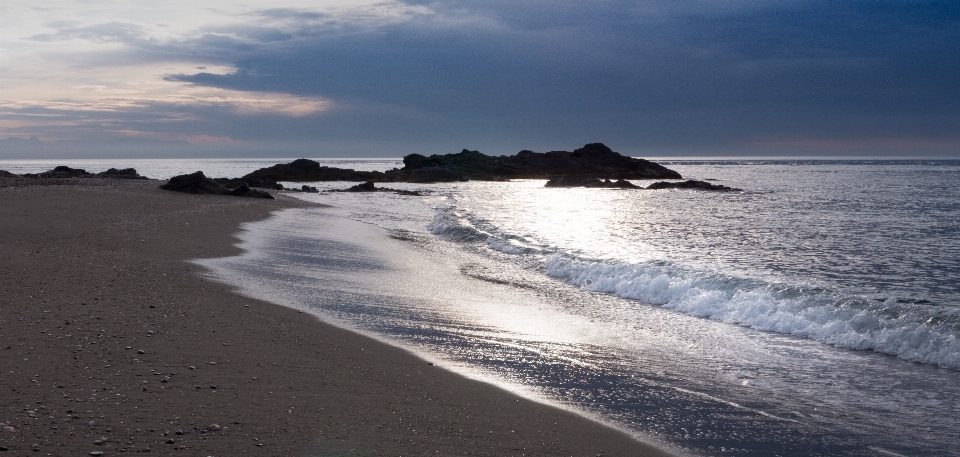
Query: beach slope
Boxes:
[{"xmin": 0, "ymin": 178, "xmax": 670, "ymax": 456}]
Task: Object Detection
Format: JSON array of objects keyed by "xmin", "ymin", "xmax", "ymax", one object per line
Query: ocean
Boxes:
[{"xmin": 5, "ymin": 158, "xmax": 959, "ymax": 456}]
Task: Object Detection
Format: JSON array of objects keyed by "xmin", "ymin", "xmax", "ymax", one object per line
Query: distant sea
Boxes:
[{"xmin": 6, "ymin": 158, "xmax": 959, "ymax": 456}]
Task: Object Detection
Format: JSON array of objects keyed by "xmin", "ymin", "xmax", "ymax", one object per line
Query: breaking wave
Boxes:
[{"xmin": 429, "ymin": 206, "xmax": 960, "ymax": 369}]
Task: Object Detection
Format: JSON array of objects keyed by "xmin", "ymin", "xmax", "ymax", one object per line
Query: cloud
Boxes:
[
  {"xmin": 29, "ymin": 21, "xmax": 145, "ymax": 43},
  {"xmin": 2, "ymin": 0, "xmax": 959, "ymax": 156}
]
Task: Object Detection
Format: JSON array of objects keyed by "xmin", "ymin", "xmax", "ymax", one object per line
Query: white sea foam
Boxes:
[
  {"xmin": 427, "ymin": 208, "xmax": 490, "ymax": 242},
  {"xmin": 544, "ymin": 255, "xmax": 960, "ymax": 369},
  {"xmin": 427, "ymin": 200, "xmax": 960, "ymax": 370}
]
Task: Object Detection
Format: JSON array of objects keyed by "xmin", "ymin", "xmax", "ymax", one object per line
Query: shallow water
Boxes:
[{"xmin": 198, "ymin": 205, "xmax": 960, "ymax": 457}]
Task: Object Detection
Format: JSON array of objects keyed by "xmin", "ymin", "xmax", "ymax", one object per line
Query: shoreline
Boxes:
[{"xmin": 0, "ymin": 178, "xmax": 672, "ymax": 456}]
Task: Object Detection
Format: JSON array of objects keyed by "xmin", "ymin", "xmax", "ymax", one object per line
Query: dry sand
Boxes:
[{"xmin": 0, "ymin": 177, "xmax": 672, "ymax": 456}]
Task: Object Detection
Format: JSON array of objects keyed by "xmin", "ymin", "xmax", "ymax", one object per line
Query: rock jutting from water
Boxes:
[
  {"xmin": 646, "ymin": 180, "xmax": 741, "ymax": 191},
  {"xmin": 327, "ymin": 181, "xmax": 423, "ymax": 196},
  {"xmin": 242, "ymin": 143, "xmax": 682, "ymax": 183},
  {"xmin": 211, "ymin": 177, "xmax": 283, "ymax": 190},
  {"xmin": 544, "ymin": 176, "xmax": 642, "ymax": 188}
]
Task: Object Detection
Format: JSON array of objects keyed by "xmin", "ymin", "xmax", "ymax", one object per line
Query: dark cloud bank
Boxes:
[{"xmin": 6, "ymin": 0, "xmax": 959, "ymax": 158}]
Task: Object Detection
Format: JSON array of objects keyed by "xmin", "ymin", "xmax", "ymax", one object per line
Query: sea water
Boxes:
[{"xmin": 5, "ymin": 158, "xmax": 959, "ymax": 456}]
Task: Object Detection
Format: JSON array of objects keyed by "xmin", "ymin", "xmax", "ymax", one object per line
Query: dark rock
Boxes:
[
  {"xmin": 544, "ymin": 176, "xmax": 642, "ymax": 188},
  {"xmin": 227, "ymin": 183, "xmax": 275, "ymax": 199},
  {"xmin": 645, "ymin": 180, "xmax": 741, "ymax": 191},
  {"xmin": 20, "ymin": 166, "xmax": 149, "ymax": 179},
  {"xmin": 0, "ymin": 170, "xmax": 17, "ymax": 177},
  {"xmin": 243, "ymin": 143, "xmax": 681, "ymax": 183},
  {"xmin": 281, "ymin": 184, "xmax": 319, "ymax": 193},
  {"xmin": 159, "ymin": 171, "xmax": 274, "ymax": 199},
  {"xmin": 608, "ymin": 179, "xmax": 641, "ymax": 188},
  {"xmin": 331, "ymin": 181, "xmax": 423, "ymax": 196},
  {"xmin": 244, "ymin": 158, "xmax": 388, "ymax": 182},
  {"xmin": 397, "ymin": 150, "xmax": 495, "ymax": 181},
  {"xmin": 243, "ymin": 177, "xmax": 283, "ymax": 190},
  {"xmin": 214, "ymin": 177, "xmax": 282, "ymax": 190},
  {"xmin": 25, "ymin": 166, "xmax": 94, "ymax": 178},
  {"xmin": 160, "ymin": 171, "xmax": 224, "ymax": 194},
  {"xmin": 346, "ymin": 181, "xmax": 377, "ymax": 192},
  {"xmin": 400, "ymin": 166, "xmax": 467, "ymax": 183},
  {"xmin": 96, "ymin": 168, "xmax": 148, "ymax": 179},
  {"xmin": 398, "ymin": 143, "xmax": 681, "ymax": 181}
]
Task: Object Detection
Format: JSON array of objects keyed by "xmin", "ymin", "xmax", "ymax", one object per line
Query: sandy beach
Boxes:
[{"xmin": 0, "ymin": 177, "xmax": 670, "ymax": 456}]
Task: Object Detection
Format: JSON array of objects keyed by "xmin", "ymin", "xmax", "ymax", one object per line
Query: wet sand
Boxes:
[{"xmin": 0, "ymin": 177, "xmax": 671, "ymax": 456}]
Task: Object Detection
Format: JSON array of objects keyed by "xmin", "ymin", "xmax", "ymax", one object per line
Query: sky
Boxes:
[{"xmin": 1, "ymin": 0, "xmax": 958, "ymax": 158}]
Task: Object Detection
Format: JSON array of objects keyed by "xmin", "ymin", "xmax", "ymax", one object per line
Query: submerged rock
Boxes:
[
  {"xmin": 346, "ymin": 181, "xmax": 377, "ymax": 192},
  {"xmin": 160, "ymin": 171, "xmax": 275, "ymax": 199},
  {"xmin": 330, "ymin": 181, "xmax": 423, "ymax": 196},
  {"xmin": 544, "ymin": 175, "xmax": 641, "ymax": 188},
  {"xmin": 645, "ymin": 180, "xmax": 741, "ymax": 191}
]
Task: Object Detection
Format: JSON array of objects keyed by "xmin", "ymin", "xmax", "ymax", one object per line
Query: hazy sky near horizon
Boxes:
[{"xmin": 1, "ymin": 0, "xmax": 958, "ymax": 158}]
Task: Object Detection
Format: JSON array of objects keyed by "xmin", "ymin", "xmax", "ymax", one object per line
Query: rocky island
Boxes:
[{"xmin": 243, "ymin": 143, "xmax": 682, "ymax": 183}]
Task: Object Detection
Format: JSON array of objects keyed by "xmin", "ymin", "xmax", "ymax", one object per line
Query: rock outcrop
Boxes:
[
  {"xmin": 243, "ymin": 159, "xmax": 389, "ymax": 182},
  {"xmin": 242, "ymin": 143, "xmax": 681, "ymax": 183},
  {"xmin": 646, "ymin": 180, "xmax": 740, "ymax": 191},
  {"xmin": 20, "ymin": 166, "xmax": 149, "ymax": 179},
  {"xmin": 23, "ymin": 166, "xmax": 94, "ymax": 179},
  {"xmin": 97, "ymin": 168, "xmax": 149, "ymax": 179},
  {"xmin": 160, "ymin": 171, "xmax": 275, "ymax": 199}
]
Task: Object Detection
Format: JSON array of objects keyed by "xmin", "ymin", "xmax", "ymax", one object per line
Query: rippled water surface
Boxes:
[{"xmin": 195, "ymin": 159, "xmax": 960, "ymax": 457}]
